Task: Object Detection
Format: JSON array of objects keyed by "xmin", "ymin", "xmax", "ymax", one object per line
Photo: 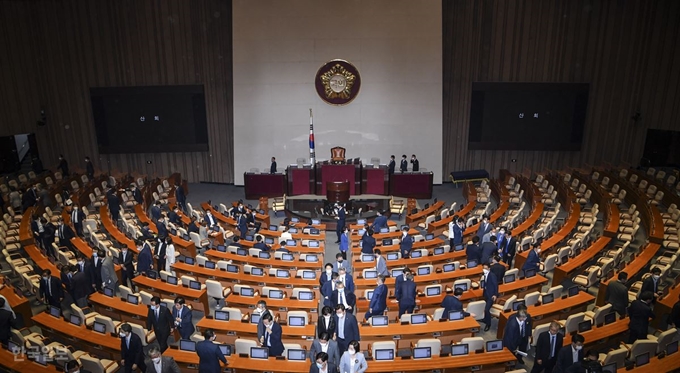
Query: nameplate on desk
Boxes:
[
  {"xmin": 227, "ymin": 331, "xmax": 236, "ymax": 336},
  {"xmin": 432, "ymin": 332, "xmax": 441, "ymax": 337},
  {"xmin": 470, "ymin": 366, "xmax": 481, "ymax": 371},
  {"xmin": 470, "ymin": 327, "xmax": 480, "ymax": 333},
  {"xmin": 278, "ymin": 307, "xmax": 287, "ymax": 312},
  {"xmin": 393, "ymin": 335, "xmax": 401, "ymax": 340}
]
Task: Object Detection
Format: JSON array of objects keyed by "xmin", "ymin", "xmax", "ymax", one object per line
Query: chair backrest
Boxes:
[
  {"xmin": 654, "ymin": 328, "xmax": 677, "ymax": 354},
  {"xmin": 371, "ymin": 341, "xmax": 396, "ymax": 358},
  {"xmin": 205, "ymin": 280, "xmax": 225, "ymax": 299},
  {"xmin": 591, "ymin": 303, "xmax": 612, "ymax": 326},
  {"xmin": 129, "ymin": 322, "xmax": 149, "ymax": 346},
  {"xmin": 80, "ymin": 354, "xmax": 107, "ymax": 373},
  {"xmin": 94, "ymin": 315, "xmax": 118, "ymax": 334},
  {"xmin": 523, "ymin": 291, "xmax": 541, "ymax": 307},
  {"xmin": 416, "ymin": 338, "xmax": 441, "ymax": 354},
  {"xmin": 546, "ymin": 285, "xmax": 563, "ymax": 299},
  {"xmin": 564, "ymin": 312, "xmax": 585, "ymax": 334},
  {"xmin": 629, "ymin": 339, "xmax": 658, "ymax": 360},
  {"xmin": 235, "ymin": 338, "xmax": 258, "ymax": 354},
  {"xmin": 460, "ymin": 336, "xmax": 484, "ymax": 351},
  {"xmin": 531, "ymin": 323, "xmax": 550, "ymax": 346},
  {"xmin": 502, "ymin": 295, "xmax": 518, "ymax": 311},
  {"xmin": 601, "ymin": 347, "xmax": 628, "ymax": 369},
  {"xmin": 432, "ymin": 307, "xmax": 445, "ymax": 320}
]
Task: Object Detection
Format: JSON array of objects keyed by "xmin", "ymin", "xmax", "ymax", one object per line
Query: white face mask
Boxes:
[
  {"xmin": 326, "ymin": 269, "xmax": 332, "ymax": 274},
  {"xmin": 119, "ymin": 332, "xmax": 126, "ymax": 338},
  {"xmin": 483, "ymin": 269, "xmax": 489, "ymax": 275},
  {"xmin": 348, "ymin": 348, "xmax": 356, "ymax": 355},
  {"xmin": 575, "ymin": 345, "xmax": 582, "ymax": 351},
  {"xmin": 316, "ymin": 362, "xmax": 324, "ymax": 369},
  {"xmin": 42, "ymin": 276, "xmax": 48, "ymax": 281},
  {"xmin": 152, "ymin": 357, "xmax": 161, "ymax": 364},
  {"xmin": 151, "ymin": 306, "xmax": 158, "ymax": 311},
  {"xmin": 653, "ymin": 275, "xmax": 660, "ymax": 280},
  {"xmin": 536, "ymin": 249, "xmax": 541, "ymax": 254}
]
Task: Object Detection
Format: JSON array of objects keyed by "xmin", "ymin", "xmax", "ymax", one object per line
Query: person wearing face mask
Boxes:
[
  {"xmin": 120, "ymin": 323, "xmax": 146, "ymax": 373},
  {"xmin": 320, "ymin": 263, "xmax": 335, "ymax": 289},
  {"xmin": 332, "ymin": 282, "xmax": 356, "ymax": 312},
  {"xmin": 322, "ymin": 272, "xmax": 339, "ymax": 308},
  {"xmin": 627, "ymin": 290, "xmax": 656, "ymax": 343},
  {"xmin": 399, "ymin": 226, "xmax": 413, "ymax": 259},
  {"xmin": 360, "ymin": 228, "xmax": 376, "ymax": 255},
  {"xmin": 503, "ymin": 308, "xmax": 532, "ymax": 364},
  {"xmin": 316, "ymin": 307, "xmax": 336, "ymax": 340},
  {"xmin": 500, "ymin": 229, "xmax": 518, "ymax": 266},
  {"xmin": 522, "ymin": 240, "xmax": 542, "ymax": 276},
  {"xmin": 397, "ymin": 271, "xmax": 417, "ymax": 317},
  {"xmin": 339, "ymin": 340, "xmax": 367, "ymax": 373},
  {"xmin": 260, "ymin": 313, "xmax": 284, "ymax": 356},
  {"xmin": 531, "ymin": 321, "xmax": 564, "ymax": 373},
  {"xmin": 196, "ymin": 329, "xmax": 227, "ymax": 373},
  {"xmin": 336, "ymin": 267, "xmax": 355, "ymax": 293},
  {"xmin": 410, "ymin": 154, "xmax": 419, "ymax": 171},
  {"xmin": 40, "ymin": 269, "xmax": 64, "ymax": 307},
  {"xmin": 332, "ymin": 253, "xmax": 347, "ymax": 274},
  {"xmin": 364, "ymin": 275, "xmax": 387, "ymax": 321},
  {"xmin": 119, "ymin": 245, "xmax": 135, "ymax": 290},
  {"xmin": 309, "ymin": 351, "xmax": 336, "ymax": 373},
  {"xmin": 143, "ymin": 346, "xmax": 181, "ymax": 373},
  {"xmin": 640, "ymin": 267, "xmax": 663, "ymax": 304},
  {"xmin": 334, "ymin": 305, "xmax": 360, "ymax": 355},
  {"xmin": 136, "ymin": 239, "xmax": 154, "ymax": 275},
  {"xmin": 476, "ymin": 214, "xmax": 492, "ymax": 242},
  {"xmin": 481, "ymin": 263, "xmax": 499, "ymax": 331},
  {"xmin": 146, "ymin": 296, "xmax": 173, "ymax": 352},
  {"xmin": 256, "ymin": 300, "xmax": 272, "ymax": 344},
  {"xmin": 90, "ymin": 249, "xmax": 104, "ymax": 292},
  {"xmin": 554, "ymin": 333, "xmax": 584, "ymax": 373},
  {"xmin": 339, "ymin": 226, "xmax": 349, "ymax": 258},
  {"xmin": 71, "ymin": 263, "xmax": 90, "ymax": 307},
  {"xmin": 172, "ymin": 297, "xmax": 194, "ymax": 340},
  {"xmin": 100, "ymin": 249, "xmax": 119, "ymax": 293},
  {"xmin": 449, "ymin": 217, "xmax": 464, "ymax": 251}
]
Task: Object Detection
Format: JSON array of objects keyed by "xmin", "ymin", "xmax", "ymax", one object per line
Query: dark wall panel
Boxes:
[
  {"xmin": 443, "ymin": 0, "xmax": 680, "ymax": 179},
  {"xmin": 0, "ymin": 0, "xmax": 234, "ymax": 183}
]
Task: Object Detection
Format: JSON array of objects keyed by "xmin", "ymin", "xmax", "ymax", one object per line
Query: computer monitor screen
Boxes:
[
  {"xmin": 601, "ymin": 363, "xmax": 617, "ymax": 373},
  {"xmin": 413, "ymin": 346, "xmax": 432, "ymax": 359},
  {"xmin": 454, "ymin": 244, "xmax": 464, "ymax": 251},
  {"xmin": 167, "ymin": 275, "xmax": 178, "ymax": 285},
  {"xmin": 467, "ymin": 260, "xmax": 478, "ymax": 268},
  {"xmin": 236, "ymin": 248, "xmax": 247, "ymax": 256},
  {"xmin": 216, "ymin": 244, "xmax": 226, "ymax": 252},
  {"xmin": 286, "ymin": 239, "xmax": 296, "ymax": 246},
  {"xmin": 103, "ymin": 287, "xmax": 114, "ymax": 297},
  {"xmin": 215, "ymin": 311, "xmax": 229, "ymax": 321},
  {"xmin": 568, "ymin": 286, "xmax": 579, "ymax": 297},
  {"xmin": 287, "ymin": 348, "xmax": 307, "ymax": 361},
  {"xmin": 251, "ymin": 313, "xmax": 261, "ymax": 324},
  {"xmin": 251, "ymin": 267, "xmax": 264, "ymax": 276},
  {"xmin": 69, "ymin": 314, "xmax": 82, "ymax": 326},
  {"xmin": 504, "ymin": 274, "xmax": 516, "ymax": 284},
  {"xmin": 382, "ymin": 239, "xmax": 392, "ymax": 246},
  {"xmin": 417, "ymin": 267, "xmax": 431, "ymax": 275},
  {"xmin": 259, "ymin": 252, "xmax": 271, "ymax": 259},
  {"xmin": 604, "ymin": 312, "xmax": 616, "ymax": 325},
  {"xmin": 180, "ymin": 340, "xmax": 196, "ymax": 352},
  {"xmin": 308, "ymin": 241, "xmax": 320, "ymax": 248},
  {"xmin": 146, "ymin": 270, "xmax": 157, "ymax": 279},
  {"xmin": 542, "ymin": 293, "xmax": 554, "ymax": 304},
  {"xmin": 486, "ymin": 340, "xmax": 503, "ymax": 352},
  {"xmin": 189, "ymin": 280, "xmax": 201, "ymax": 290},
  {"xmin": 443, "ymin": 264, "xmax": 455, "ymax": 272},
  {"xmin": 240, "ymin": 287, "xmax": 255, "ymax": 297},
  {"xmin": 387, "ymin": 253, "xmax": 399, "ymax": 261},
  {"xmin": 524, "ymin": 268, "xmax": 537, "ymax": 278},
  {"xmin": 358, "ymin": 229, "xmax": 366, "ymax": 236},
  {"xmin": 411, "ymin": 250, "xmax": 423, "ymax": 258},
  {"xmin": 434, "ymin": 247, "xmax": 445, "ymax": 255},
  {"xmin": 205, "ymin": 261, "xmax": 216, "ymax": 269},
  {"xmin": 185, "ymin": 257, "xmax": 195, "ymax": 265},
  {"xmin": 512, "ymin": 300, "xmax": 525, "ymax": 311},
  {"xmin": 298, "ymin": 291, "xmax": 313, "ymax": 300},
  {"xmin": 392, "ymin": 269, "xmax": 404, "ymax": 277},
  {"xmin": 364, "ymin": 270, "xmax": 377, "ymax": 279},
  {"xmin": 282, "ymin": 253, "xmax": 294, "ymax": 261},
  {"xmin": 288, "ymin": 316, "xmax": 305, "ymax": 326},
  {"xmin": 578, "ymin": 320, "xmax": 592, "ymax": 333},
  {"xmin": 371, "ymin": 316, "xmax": 389, "ymax": 326},
  {"xmin": 425, "ymin": 234, "xmax": 434, "ymax": 240},
  {"xmin": 426, "ymin": 287, "xmax": 441, "ymax": 296},
  {"xmin": 245, "ymin": 235, "xmax": 254, "ymax": 241},
  {"xmin": 226, "ymin": 264, "xmax": 239, "ymax": 273},
  {"xmin": 211, "ymin": 225, "xmax": 220, "ymax": 232},
  {"xmin": 357, "ymin": 219, "xmax": 366, "ymax": 225},
  {"xmin": 276, "ymin": 269, "xmax": 290, "ymax": 278},
  {"xmin": 250, "ymin": 347, "xmax": 269, "ymax": 359},
  {"xmin": 265, "ymin": 238, "xmax": 275, "ymax": 245},
  {"xmin": 455, "ymin": 283, "xmax": 468, "ymax": 292},
  {"xmin": 93, "ymin": 321, "xmax": 106, "ymax": 333},
  {"xmin": 667, "ymin": 340, "xmax": 678, "ymax": 355},
  {"xmin": 288, "ymin": 227, "xmax": 298, "ymax": 234},
  {"xmin": 374, "ymin": 349, "xmax": 394, "ymax": 360},
  {"xmin": 451, "ymin": 344, "xmax": 469, "ymax": 356},
  {"xmin": 127, "ymin": 294, "xmax": 139, "ymax": 305},
  {"xmin": 302, "ymin": 271, "xmax": 316, "ymax": 279},
  {"xmin": 291, "ymin": 217, "xmax": 299, "ymax": 223},
  {"xmin": 312, "ymin": 219, "xmax": 321, "ymax": 225},
  {"xmin": 380, "ymin": 227, "xmax": 389, "ymax": 233},
  {"xmin": 448, "ymin": 311, "xmax": 464, "ymax": 321},
  {"xmin": 410, "ymin": 314, "xmax": 427, "ymax": 325},
  {"xmin": 361, "ymin": 254, "xmax": 375, "ymax": 262},
  {"xmin": 269, "ymin": 290, "xmax": 284, "ymax": 299},
  {"xmin": 269, "ymin": 225, "xmax": 278, "ymax": 231},
  {"xmin": 219, "ymin": 344, "xmax": 232, "ymax": 356},
  {"xmin": 366, "ymin": 291, "xmax": 374, "ymax": 300},
  {"xmin": 635, "ymin": 352, "xmax": 649, "ymax": 367}
]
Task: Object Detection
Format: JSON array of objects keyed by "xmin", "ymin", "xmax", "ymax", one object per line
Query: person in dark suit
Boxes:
[
  {"xmin": 476, "ymin": 214, "xmax": 492, "ymax": 241},
  {"xmin": 71, "ymin": 265, "xmax": 90, "ymax": 307},
  {"xmin": 388, "ymin": 155, "xmax": 396, "ymax": 175},
  {"xmin": 59, "ymin": 265, "xmax": 73, "ymax": 300},
  {"xmin": 39, "ymin": 269, "xmax": 63, "ymax": 307},
  {"xmin": 204, "ymin": 210, "xmax": 217, "ymax": 228},
  {"xmin": 260, "ymin": 312, "xmax": 284, "ymax": 356},
  {"xmin": 187, "ymin": 216, "xmax": 199, "ymax": 234},
  {"xmin": 172, "ymin": 297, "xmax": 194, "ymax": 340},
  {"xmin": 70, "ymin": 204, "xmax": 85, "ymax": 237},
  {"xmin": 147, "ymin": 296, "xmax": 173, "ymax": 352},
  {"xmin": 255, "ymin": 300, "xmax": 272, "ymax": 344},
  {"xmin": 503, "ymin": 308, "xmax": 532, "ymax": 363},
  {"xmin": 531, "ymin": 321, "xmax": 563, "ymax": 373},
  {"xmin": 317, "ymin": 307, "xmax": 336, "ymax": 338},
  {"xmin": 270, "ymin": 156, "xmax": 277, "ymax": 174},
  {"xmin": 321, "ymin": 273, "xmax": 338, "ymax": 308},
  {"xmin": 56, "ymin": 218, "xmax": 75, "ymax": 252},
  {"xmin": 119, "ymin": 246, "xmax": 135, "ymax": 289},
  {"xmin": 22, "ymin": 186, "xmax": 39, "ymax": 211},
  {"xmin": 400, "ymin": 227, "xmax": 413, "ymax": 259},
  {"xmin": 360, "ymin": 229, "xmax": 376, "ymax": 255},
  {"xmin": 120, "ymin": 323, "xmax": 146, "ymax": 373},
  {"xmin": 554, "ymin": 334, "xmax": 584, "ymax": 373},
  {"xmin": 627, "ymin": 291, "xmax": 655, "ymax": 343},
  {"xmin": 481, "ymin": 263, "xmax": 499, "ymax": 331},
  {"xmin": 156, "ymin": 216, "xmax": 168, "ymax": 241},
  {"xmin": 500, "ymin": 230, "xmax": 518, "ymax": 265},
  {"xmin": 397, "ymin": 271, "xmax": 417, "ymax": 317},
  {"xmin": 107, "ymin": 190, "xmax": 121, "ymax": 221},
  {"xmin": 136, "ymin": 240, "xmax": 154, "ymax": 275},
  {"xmin": 400, "ymin": 155, "xmax": 408, "ymax": 172},
  {"xmin": 466, "ymin": 236, "xmax": 482, "ymax": 264},
  {"xmin": 410, "ymin": 154, "xmax": 419, "ymax": 171},
  {"xmin": 0, "ymin": 297, "xmax": 17, "ymax": 346},
  {"xmin": 167, "ymin": 206, "xmax": 181, "ymax": 226},
  {"xmin": 41, "ymin": 218, "xmax": 56, "ymax": 258},
  {"xmin": 441, "ymin": 288, "xmax": 470, "ymax": 317},
  {"xmin": 479, "ymin": 236, "xmax": 496, "ymax": 265},
  {"xmin": 319, "ymin": 263, "xmax": 334, "ymax": 290},
  {"xmin": 174, "ymin": 183, "xmax": 185, "ymax": 212},
  {"xmin": 490, "ymin": 256, "xmax": 506, "ymax": 281},
  {"xmin": 31, "ymin": 215, "xmax": 45, "ymax": 250},
  {"xmin": 336, "ymin": 267, "xmax": 354, "ymax": 293},
  {"xmin": 131, "ymin": 184, "xmax": 144, "ymax": 205},
  {"xmin": 196, "ymin": 329, "xmax": 227, "ymax": 373},
  {"xmin": 332, "ymin": 253, "xmax": 347, "ymax": 274},
  {"xmin": 148, "ymin": 201, "xmax": 161, "ymax": 223},
  {"xmin": 310, "ymin": 351, "xmax": 337, "ymax": 373},
  {"xmin": 144, "ymin": 346, "xmax": 181, "ymax": 373},
  {"xmin": 237, "ymin": 213, "xmax": 248, "ymax": 239},
  {"xmin": 334, "ymin": 305, "xmax": 360, "ymax": 354},
  {"xmin": 84, "ymin": 156, "xmax": 95, "ymax": 179},
  {"xmin": 139, "ymin": 222, "xmax": 155, "ymax": 241},
  {"xmin": 449, "ymin": 217, "xmax": 464, "ymax": 251},
  {"xmin": 640, "ymin": 267, "xmax": 663, "ymax": 303},
  {"xmin": 57, "ymin": 154, "xmax": 69, "ymax": 176},
  {"xmin": 364, "ymin": 275, "xmax": 387, "ymax": 320},
  {"xmin": 90, "ymin": 249, "xmax": 104, "ymax": 292},
  {"xmin": 522, "ymin": 241, "xmax": 542, "ymax": 275},
  {"xmin": 331, "ymin": 282, "xmax": 356, "ymax": 312},
  {"xmin": 335, "ymin": 204, "xmax": 346, "ymax": 243},
  {"xmin": 253, "ymin": 235, "xmax": 270, "ymax": 251},
  {"xmin": 154, "ymin": 239, "xmax": 167, "ymax": 273},
  {"xmin": 605, "ymin": 271, "xmax": 629, "ymax": 317},
  {"xmin": 371, "ymin": 211, "xmax": 388, "ymax": 232}
]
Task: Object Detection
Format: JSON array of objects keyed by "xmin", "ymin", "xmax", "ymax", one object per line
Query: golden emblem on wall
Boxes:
[{"xmin": 315, "ymin": 59, "xmax": 361, "ymax": 105}]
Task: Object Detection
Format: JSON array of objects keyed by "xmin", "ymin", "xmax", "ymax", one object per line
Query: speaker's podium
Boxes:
[{"xmin": 326, "ymin": 181, "xmax": 349, "ymax": 203}]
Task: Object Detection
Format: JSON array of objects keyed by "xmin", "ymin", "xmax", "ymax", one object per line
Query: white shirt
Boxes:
[
  {"xmin": 153, "ymin": 359, "xmax": 162, "ymax": 373},
  {"xmin": 572, "ymin": 346, "xmax": 579, "ymax": 363},
  {"xmin": 321, "ymin": 342, "xmax": 329, "ymax": 353}
]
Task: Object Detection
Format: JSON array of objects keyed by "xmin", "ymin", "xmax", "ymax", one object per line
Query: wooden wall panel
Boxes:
[
  {"xmin": 0, "ymin": 0, "xmax": 234, "ymax": 183},
  {"xmin": 443, "ymin": 0, "xmax": 680, "ymax": 180}
]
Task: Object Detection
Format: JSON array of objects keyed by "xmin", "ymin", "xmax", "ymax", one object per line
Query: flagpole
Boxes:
[{"xmin": 309, "ymin": 109, "xmax": 316, "ymax": 164}]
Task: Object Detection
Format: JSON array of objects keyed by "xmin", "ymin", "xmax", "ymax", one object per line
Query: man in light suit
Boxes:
[
  {"xmin": 147, "ymin": 296, "xmax": 173, "ymax": 352},
  {"xmin": 481, "ymin": 263, "xmax": 499, "ymax": 331},
  {"xmin": 400, "ymin": 154, "xmax": 408, "ymax": 172},
  {"xmin": 503, "ymin": 308, "xmax": 532, "ymax": 364},
  {"xmin": 554, "ymin": 334, "xmax": 584, "ymax": 373},
  {"xmin": 388, "ymin": 155, "xmax": 396, "ymax": 175},
  {"xmin": 309, "ymin": 332, "xmax": 340, "ymax": 368},
  {"xmin": 196, "ymin": 329, "xmax": 227, "ymax": 373},
  {"xmin": 531, "ymin": 321, "xmax": 563, "ymax": 373},
  {"xmin": 476, "ymin": 214, "xmax": 492, "ymax": 241},
  {"xmin": 332, "ymin": 253, "xmax": 348, "ymax": 274},
  {"xmin": 374, "ymin": 249, "xmax": 389, "ymax": 277},
  {"xmin": 336, "ymin": 267, "xmax": 354, "ymax": 293},
  {"xmin": 120, "ymin": 323, "xmax": 146, "ymax": 373},
  {"xmin": 371, "ymin": 211, "xmax": 388, "ymax": 232},
  {"xmin": 399, "ymin": 227, "xmax": 413, "ymax": 259},
  {"xmin": 334, "ymin": 305, "xmax": 360, "ymax": 354},
  {"xmin": 144, "ymin": 346, "xmax": 181, "ymax": 373},
  {"xmin": 172, "ymin": 297, "xmax": 194, "ymax": 340},
  {"xmin": 364, "ymin": 275, "xmax": 387, "ymax": 321}
]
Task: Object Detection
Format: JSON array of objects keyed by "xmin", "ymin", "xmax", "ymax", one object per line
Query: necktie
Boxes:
[
  {"xmin": 178, "ymin": 308, "xmax": 181, "ymax": 319},
  {"xmin": 80, "ymin": 263, "xmax": 83, "ymax": 272},
  {"xmin": 338, "ymin": 317, "xmax": 345, "ymax": 339},
  {"xmin": 126, "ymin": 337, "xmax": 129, "ymax": 349},
  {"xmin": 550, "ymin": 335, "xmax": 555, "ymax": 358},
  {"xmin": 60, "ymin": 226, "xmax": 64, "ymax": 239},
  {"xmin": 156, "ymin": 310, "xmax": 159, "ymax": 320},
  {"xmin": 48, "ymin": 279, "xmax": 52, "ymax": 296},
  {"xmin": 340, "ymin": 291, "xmax": 345, "ymax": 306},
  {"xmin": 520, "ymin": 322, "xmax": 524, "ymax": 338}
]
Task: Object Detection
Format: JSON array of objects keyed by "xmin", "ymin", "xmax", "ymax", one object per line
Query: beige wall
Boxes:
[{"xmin": 232, "ymin": 0, "xmax": 443, "ymax": 185}]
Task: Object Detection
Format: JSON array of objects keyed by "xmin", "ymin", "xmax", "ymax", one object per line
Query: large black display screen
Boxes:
[
  {"xmin": 468, "ymin": 82, "xmax": 589, "ymax": 151},
  {"xmin": 90, "ymin": 85, "xmax": 208, "ymax": 153}
]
